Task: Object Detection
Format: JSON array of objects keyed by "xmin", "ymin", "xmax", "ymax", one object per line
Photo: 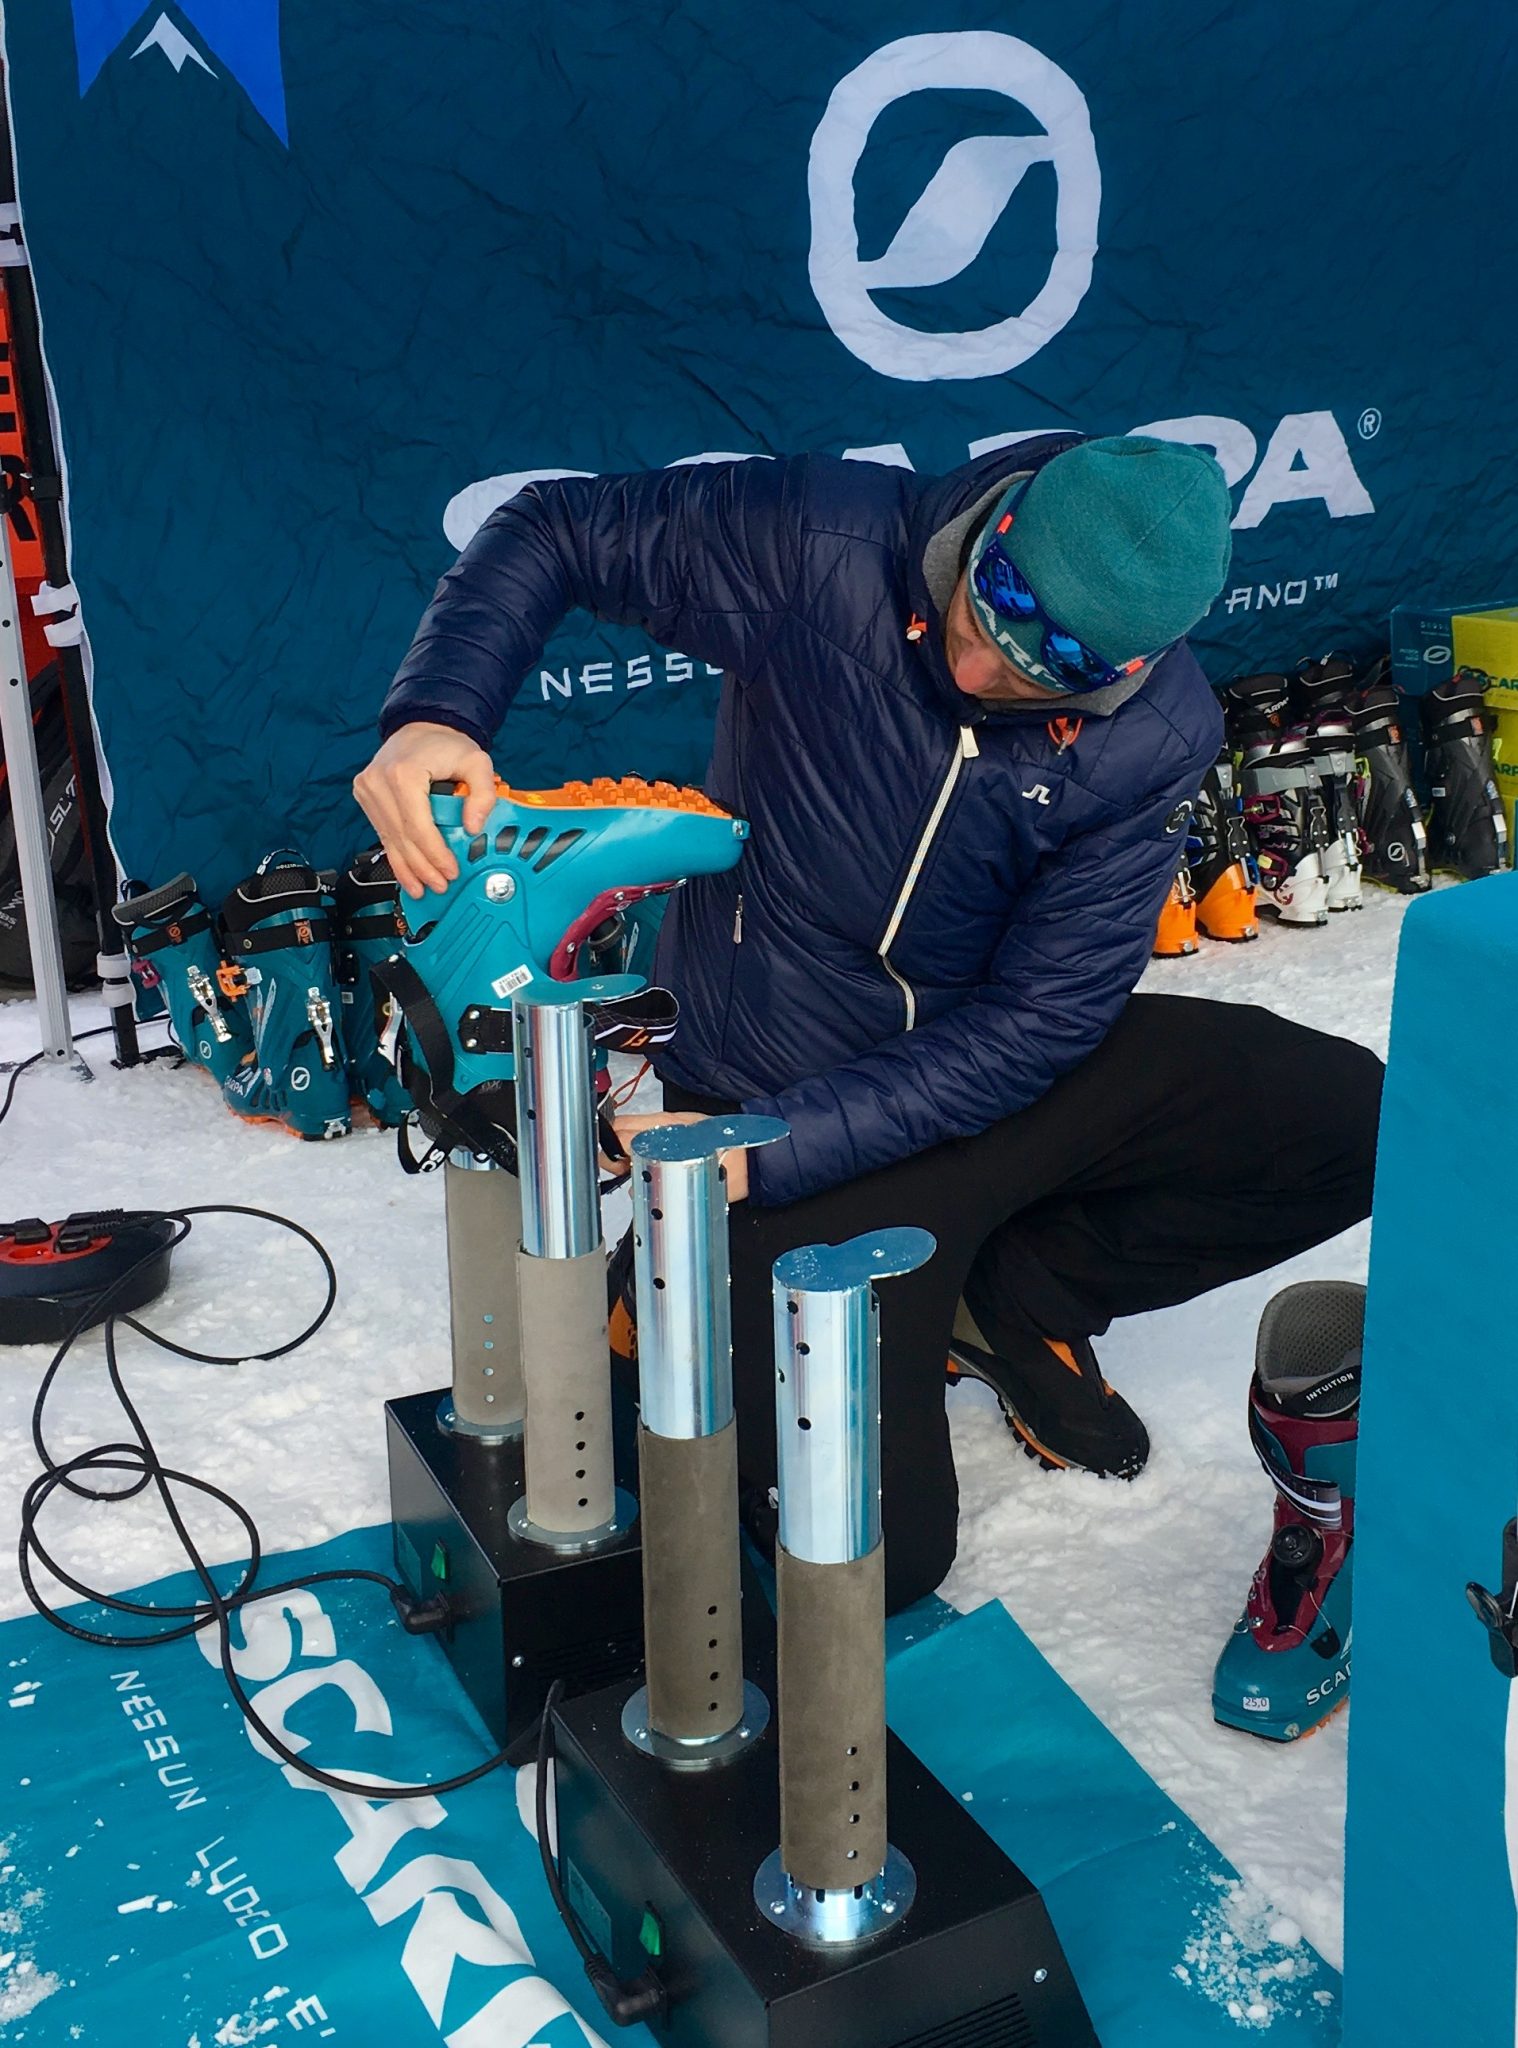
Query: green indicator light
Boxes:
[
  {"xmin": 639, "ymin": 1908, "xmax": 663, "ymax": 1959},
  {"xmin": 430, "ymin": 1541, "xmax": 450, "ymax": 1582}
]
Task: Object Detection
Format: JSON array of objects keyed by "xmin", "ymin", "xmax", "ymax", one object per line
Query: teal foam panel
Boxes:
[{"xmin": 1342, "ymin": 872, "xmax": 1518, "ymax": 2048}]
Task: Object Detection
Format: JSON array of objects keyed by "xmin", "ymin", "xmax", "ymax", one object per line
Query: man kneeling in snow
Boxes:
[{"xmin": 356, "ymin": 435, "xmax": 1382, "ymax": 1614}]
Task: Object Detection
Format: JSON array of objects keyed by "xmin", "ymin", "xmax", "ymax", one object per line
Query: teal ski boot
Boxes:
[
  {"xmin": 218, "ymin": 854, "xmax": 351, "ymax": 1140},
  {"xmin": 376, "ymin": 775, "xmax": 748, "ymax": 1164},
  {"xmin": 111, "ymin": 874, "xmax": 265, "ymax": 1099},
  {"xmin": 1213, "ymin": 1280, "xmax": 1362, "ymax": 1742},
  {"xmin": 335, "ymin": 847, "xmax": 411, "ymax": 1128}
]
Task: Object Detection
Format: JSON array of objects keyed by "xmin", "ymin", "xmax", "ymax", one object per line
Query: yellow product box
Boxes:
[{"xmin": 1453, "ymin": 605, "xmax": 1518, "ymax": 713}]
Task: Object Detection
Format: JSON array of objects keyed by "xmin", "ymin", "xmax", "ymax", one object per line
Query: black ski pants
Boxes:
[{"xmin": 663, "ymin": 994, "xmax": 1383, "ymax": 1615}]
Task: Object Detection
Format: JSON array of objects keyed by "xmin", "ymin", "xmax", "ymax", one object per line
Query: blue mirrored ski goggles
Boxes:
[{"xmin": 970, "ymin": 529, "xmax": 1156, "ymax": 694}]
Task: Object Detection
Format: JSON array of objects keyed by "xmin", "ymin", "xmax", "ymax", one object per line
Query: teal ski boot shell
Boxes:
[
  {"xmin": 335, "ymin": 848, "xmax": 411, "ymax": 1127},
  {"xmin": 1213, "ymin": 1280, "xmax": 1362, "ymax": 1742},
  {"xmin": 219, "ymin": 854, "xmax": 351, "ymax": 1140},
  {"xmin": 376, "ymin": 775, "xmax": 748, "ymax": 1163},
  {"xmin": 112, "ymin": 874, "xmax": 263, "ymax": 1096}
]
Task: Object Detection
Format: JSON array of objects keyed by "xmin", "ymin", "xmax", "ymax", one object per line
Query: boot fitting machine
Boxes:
[
  {"xmin": 385, "ymin": 777, "xmax": 748, "ymax": 1761},
  {"xmin": 550, "ymin": 1132, "xmax": 1099, "ymax": 2047},
  {"xmin": 383, "ymin": 776, "xmax": 1096, "ymax": 2039}
]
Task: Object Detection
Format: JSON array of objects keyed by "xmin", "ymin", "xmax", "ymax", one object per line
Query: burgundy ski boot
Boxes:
[{"xmin": 1213, "ymin": 1280, "xmax": 1361, "ymax": 1742}]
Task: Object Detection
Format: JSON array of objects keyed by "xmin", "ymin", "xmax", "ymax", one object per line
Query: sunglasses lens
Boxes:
[
  {"xmin": 974, "ymin": 542, "xmax": 1039, "ymax": 621},
  {"xmin": 1046, "ymin": 628, "xmax": 1111, "ymax": 686}
]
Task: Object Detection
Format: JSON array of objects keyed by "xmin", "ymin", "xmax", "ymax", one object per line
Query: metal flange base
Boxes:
[
  {"xmin": 508, "ymin": 1485, "xmax": 639, "ymax": 1555},
  {"xmin": 753, "ymin": 1844, "xmax": 916, "ymax": 1948},
  {"xmin": 435, "ymin": 1394, "xmax": 523, "ymax": 1445},
  {"xmin": 621, "ymin": 1681, "xmax": 770, "ymax": 1770}
]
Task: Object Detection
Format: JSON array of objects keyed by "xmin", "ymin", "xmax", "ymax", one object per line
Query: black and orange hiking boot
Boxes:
[
  {"xmin": 608, "ymin": 1226, "xmax": 638, "ymax": 1364},
  {"xmin": 947, "ymin": 1304, "xmax": 1150, "ymax": 1480}
]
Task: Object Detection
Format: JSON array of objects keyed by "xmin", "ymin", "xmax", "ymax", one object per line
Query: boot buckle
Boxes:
[
  {"xmin": 307, "ymin": 990, "xmax": 338, "ymax": 1070},
  {"xmin": 186, "ymin": 967, "xmax": 233, "ymax": 1042}
]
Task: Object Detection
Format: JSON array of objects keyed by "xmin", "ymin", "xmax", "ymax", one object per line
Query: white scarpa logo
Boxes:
[{"xmin": 808, "ymin": 32, "xmax": 1101, "ymax": 383}]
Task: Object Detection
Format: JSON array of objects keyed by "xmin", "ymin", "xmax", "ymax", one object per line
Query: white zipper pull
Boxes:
[
  {"xmin": 961, "ymin": 724, "xmax": 980, "ymax": 759},
  {"xmin": 733, "ymin": 892, "xmax": 744, "ymax": 943}
]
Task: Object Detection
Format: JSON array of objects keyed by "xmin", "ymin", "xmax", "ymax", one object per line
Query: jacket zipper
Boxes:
[
  {"xmin": 877, "ymin": 724, "xmax": 979, "ymax": 1030},
  {"xmin": 733, "ymin": 892, "xmax": 743, "ymax": 942}
]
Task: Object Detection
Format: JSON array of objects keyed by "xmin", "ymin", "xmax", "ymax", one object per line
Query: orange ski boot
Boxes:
[
  {"xmin": 1193, "ymin": 752, "xmax": 1260, "ymax": 941},
  {"xmin": 1196, "ymin": 862, "xmax": 1259, "ymax": 942},
  {"xmin": 1153, "ymin": 863, "xmax": 1200, "ymax": 957}
]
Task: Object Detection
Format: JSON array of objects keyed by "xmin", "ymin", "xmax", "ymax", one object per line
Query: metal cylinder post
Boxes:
[
  {"xmin": 620, "ymin": 1114, "xmax": 787, "ymax": 1768},
  {"xmin": 439, "ymin": 1150, "xmax": 526, "ymax": 1440},
  {"xmin": 755, "ymin": 1227, "xmax": 935, "ymax": 1948},
  {"xmin": 508, "ymin": 982, "xmax": 633, "ymax": 1549},
  {"xmin": 513, "ymin": 993, "xmax": 601, "ymax": 1261}
]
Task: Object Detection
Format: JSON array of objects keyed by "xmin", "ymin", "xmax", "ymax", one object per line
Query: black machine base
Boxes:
[
  {"xmin": 386, "ymin": 1388, "xmax": 645, "ymax": 1764},
  {"xmin": 551, "ymin": 1679, "xmax": 1101, "ymax": 2048}
]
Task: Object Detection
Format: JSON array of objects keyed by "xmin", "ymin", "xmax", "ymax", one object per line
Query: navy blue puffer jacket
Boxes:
[{"xmin": 381, "ymin": 438, "xmax": 1223, "ymax": 1206}]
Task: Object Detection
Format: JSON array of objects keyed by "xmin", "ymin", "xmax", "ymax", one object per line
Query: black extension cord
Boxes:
[
  {"xmin": 17, "ymin": 1201, "xmax": 519, "ymax": 1804},
  {"xmin": 0, "ymin": 1018, "xmax": 175, "ymax": 1127}
]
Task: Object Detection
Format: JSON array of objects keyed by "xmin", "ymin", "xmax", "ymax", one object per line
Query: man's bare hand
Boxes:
[{"xmin": 353, "ymin": 722, "xmax": 497, "ymax": 899}]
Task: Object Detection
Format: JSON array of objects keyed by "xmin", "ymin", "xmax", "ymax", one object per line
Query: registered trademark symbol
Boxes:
[{"xmin": 1358, "ymin": 407, "xmax": 1382, "ymax": 440}]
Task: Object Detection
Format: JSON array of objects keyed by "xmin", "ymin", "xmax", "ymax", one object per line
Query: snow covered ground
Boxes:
[{"xmin": 0, "ymin": 888, "xmax": 1410, "ymax": 1980}]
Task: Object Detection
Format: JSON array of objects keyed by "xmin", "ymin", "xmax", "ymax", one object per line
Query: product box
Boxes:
[
  {"xmin": 1452, "ymin": 605, "xmax": 1518, "ymax": 714},
  {"xmin": 1390, "ymin": 595, "xmax": 1518, "ymax": 695}
]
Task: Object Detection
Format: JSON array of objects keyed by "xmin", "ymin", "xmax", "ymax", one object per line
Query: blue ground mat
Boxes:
[
  {"xmin": 0, "ymin": 1526, "xmax": 1338, "ymax": 2044},
  {"xmin": 887, "ymin": 1604, "xmax": 1340, "ymax": 2042}
]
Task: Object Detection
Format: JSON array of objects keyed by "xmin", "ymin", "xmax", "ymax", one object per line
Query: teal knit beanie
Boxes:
[{"xmin": 967, "ymin": 436, "xmax": 1234, "ymax": 672}]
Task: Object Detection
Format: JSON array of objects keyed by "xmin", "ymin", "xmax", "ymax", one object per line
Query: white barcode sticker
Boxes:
[{"xmin": 490, "ymin": 964, "xmax": 534, "ymax": 999}]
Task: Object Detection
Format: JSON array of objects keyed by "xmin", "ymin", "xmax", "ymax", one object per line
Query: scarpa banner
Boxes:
[
  {"xmin": 0, "ymin": 1526, "xmax": 1341, "ymax": 2045},
  {"xmin": 1, "ymin": 1, "xmax": 1513, "ymax": 895}
]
